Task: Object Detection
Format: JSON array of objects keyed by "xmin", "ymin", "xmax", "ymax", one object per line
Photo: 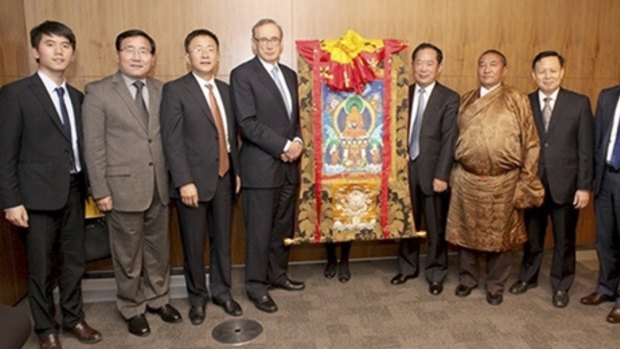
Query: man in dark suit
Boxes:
[
  {"xmin": 0, "ymin": 21, "xmax": 101, "ymax": 349},
  {"xmin": 509, "ymin": 51, "xmax": 593, "ymax": 308},
  {"xmin": 160, "ymin": 29, "xmax": 242, "ymax": 325},
  {"xmin": 82, "ymin": 29, "xmax": 181, "ymax": 336},
  {"xmin": 581, "ymin": 84, "xmax": 620, "ymax": 323},
  {"xmin": 230, "ymin": 18, "xmax": 304, "ymax": 313},
  {"xmin": 391, "ymin": 43, "xmax": 459, "ymax": 296}
]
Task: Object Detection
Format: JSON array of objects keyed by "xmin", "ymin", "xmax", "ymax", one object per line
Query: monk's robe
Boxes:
[{"xmin": 446, "ymin": 85, "xmax": 544, "ymax": 252}]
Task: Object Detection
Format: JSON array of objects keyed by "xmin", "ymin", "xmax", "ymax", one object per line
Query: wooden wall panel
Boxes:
[
  {"xmin": 0, "ymin": 0, "xmax": 29, "ymax": 305},
  {"xmin": 0, "ymin": 0, "xmax": 613, "ymax": 280}
]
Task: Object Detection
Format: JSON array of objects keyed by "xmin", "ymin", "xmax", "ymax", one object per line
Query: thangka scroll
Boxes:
[{"xmin": 289, "ymin": 30, "xmax": 423, "ymax": 244}]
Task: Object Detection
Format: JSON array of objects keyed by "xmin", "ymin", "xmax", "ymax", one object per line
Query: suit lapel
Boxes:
[
  {"xmin": 603, "ymin": 87, "xmax": 620, "ymax": 147},
  {"xmin": 422, "ymin": 83, "xmax": 443, "ymax": 130},
  {"xmin": 183, "ymin": 73, "xmax": 217, "ymax": 128},
  {"xmin": 253, "ymin": 58, "xmax": 290, "ymax": 121},
  {"xmin": 146, "ymin": 77, "xmax": 160, "ymax": 133},
  {"xmin": 27, "ymin": 74, "xmax": 70, "ymax": 142},
  {"xmin": 529, "ymin": 92, "xmax": 545, "ymax": 139},
  {"xmin": 112, "ymin": 72, "xmax": 148, "ymax": 133}
]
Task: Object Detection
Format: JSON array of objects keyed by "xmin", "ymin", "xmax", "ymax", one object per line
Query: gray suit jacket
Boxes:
[{"xmin": 82, "ymin": 71, "xmax": 168, "ymax": 212}]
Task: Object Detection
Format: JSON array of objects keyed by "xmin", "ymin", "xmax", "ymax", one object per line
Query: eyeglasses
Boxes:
[
  {"xmin": 189, "ymin": 45, "xmax": 217, "ymax": 55},
  {"xmin": 120, "ymin": 46, "xmax": 152, "ymax": 56},
  {"xmin": 253, "ymin": 36, "xmax": 281, "ymax": 46}
]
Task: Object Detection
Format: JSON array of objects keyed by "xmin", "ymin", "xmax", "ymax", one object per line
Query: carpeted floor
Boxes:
[{"xmin": 17, "ymin": 249, "xmax": 620, "ymax": 349}]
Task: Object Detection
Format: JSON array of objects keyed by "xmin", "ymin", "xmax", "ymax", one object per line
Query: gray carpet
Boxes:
[{"xmin": 17, "ymin": 249, "xmax": 620, "ymax": 348}]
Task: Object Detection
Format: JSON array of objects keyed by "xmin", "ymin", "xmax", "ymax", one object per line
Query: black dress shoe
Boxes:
[
  {"xmin": 128, "ymin": 314, "xmax": 151, "ymax": 337},
  {"xmin": 455, "ymin": 284, "xmax": 476, "ymax": 297},
  {"xmin": 324, "ymin": 261, "xmax": 337, "ymax": 279},
  {"xmin": 580, "ymin": 292, "xmax": 614, "ymax": 305},
  {"xmin": 248, "ymin": 294, "xmax": 278, "ymax": 313},
  {"xmin": 486, "ymin": 292, "xmax": 503, "ymax": 306},
  {"xmin": 338, "ymin": 262, "xmax": 351, "ymax": 283},
  {"xmin": 271, "ymin": 279, "xmax": 305, "ymax": 291},
  {"xmin": 509, "ymin": 280, "xmax": 537, "ymax": 295},
  {"xmin": 552, "ymin": 291, "xmax": 569, "ymax": 308},
  {"xmin": 188, "ymin": 305, "xmax": 206, "ymax": 325},
  {"xmin": 147, "ymin": 304, "xmax": 182, "ymax": 323},
  {"xmin": 390, "ymin": 272, "xmax": 418, "ymax": 285},
  {"xmin": 429, "ymin": 282, "xmax": 443, "ymax": 295},
  {"xmin": 213, "ymin": 298, "xmax": 243, "ymax": 317}
]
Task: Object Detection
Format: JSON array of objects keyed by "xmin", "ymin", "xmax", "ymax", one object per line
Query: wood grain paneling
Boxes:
[{"xmin": 1, "ymin": 0, "xmax": 615, "ymax": 284}]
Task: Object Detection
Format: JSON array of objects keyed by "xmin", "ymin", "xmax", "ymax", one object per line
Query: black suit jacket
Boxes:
[
  {"xmin": 160, "ymin": 73, "xmax": 240, "ymax": 201},
  {"xmin": 408, "ymin": 82, "xmax": 460, "ymax": 195},
  {"xmin": 529, "ymin": 88, "xmax": 593, "ymax": 204},
  {"xmin": 0, "ymin": 74, "xmax": 85, "ymax": 210},
  {"xmin": 230, "ymin": 56, "xmax": 300, "ymax": 189},
  {"xmin": 594, "ymin": 85, "xmax": 620, "ymax": 195}
]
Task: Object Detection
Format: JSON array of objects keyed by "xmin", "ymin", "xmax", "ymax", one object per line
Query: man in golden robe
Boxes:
[{"xmin": 446, "ymin": 49, "xmax": 544, "ymax": 306}]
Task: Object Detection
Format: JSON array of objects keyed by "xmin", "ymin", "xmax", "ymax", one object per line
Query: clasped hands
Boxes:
[{"xmin": 280, "ymin": 139, "xmax": 303, "ymax": 163}]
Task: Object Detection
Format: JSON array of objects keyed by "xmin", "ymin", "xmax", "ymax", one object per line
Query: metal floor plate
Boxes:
[{"xmin": 212, "ymin": 318, "xmax": 263, "ymax": 345}]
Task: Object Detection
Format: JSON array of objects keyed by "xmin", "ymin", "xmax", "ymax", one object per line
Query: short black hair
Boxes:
[
  {"xmin": 30, "ymin": 20, "xmax": 76, "ymax": 50},
  {"xmin": 532, "ymin": 50, "xmax": 565, "ymax": 70},
  {"xmin": 184, "ymin": 29, "xmax": 220, "ymax": 52},
  {"xmin": 411, "ymin": 42, "xmax": 443, "ymax": 64},
  {"xmin": 479, "ymin": 49, "xmax": 507, "ymax": 66},
  {"xmin": 115, "ymin": 29, "xmax": 156, "ymax": 54}
]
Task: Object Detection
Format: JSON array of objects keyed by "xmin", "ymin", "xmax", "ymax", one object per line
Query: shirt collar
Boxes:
[
  {"xmin": 257, "ymin": 56, "xmax": 279, "ymax": 74},
  {"xmin": 416, "ymin": 81, "xmax": 436, "ymax": 95},
  {"xmin": 37, "ymin": 70, "xmax": 67, "ymax": 94},
  {"xmin": 538, "ymin": 88, "xmax": 560, "ymax": 105},
  {"xmin": 120, "ymin": 73, "xmax": 147, "ymax": 88},
  {"xmin": 192, "ymin": 72, "xmax": 215, "ymax": 88}
]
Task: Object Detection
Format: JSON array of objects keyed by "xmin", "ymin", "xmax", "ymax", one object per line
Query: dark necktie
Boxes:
[
  {"xmin": 271, "ymin": 66, "xmax": 292, "ymax": 118},
  {"xmin": 542, "ymin": 97, "xmax": 552, "ymax": 132},
  {"xmin": 133, "ymin": 80, "xmax": 149, "ymax": 125},
  {"xmin": 206, "ymin": 84, "xmax": 230, "ymax": 177},
  {"xmin": 54, "ymin": 87, "xmax": 76, "ymax": 172},
  {"xmin": 409, "ymin": 88, "xmax": 425, "ymax": 160}
]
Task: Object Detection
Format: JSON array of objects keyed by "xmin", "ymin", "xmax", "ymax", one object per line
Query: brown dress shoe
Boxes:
[
  {"xmin": 580, "ymin": 292, "xmax": 614, "ymax": 306},
  {"xmin": 39, "ymin": 333, "xmax": 62, "ymax": 349},
  {"xmin": 64, "ymin": 320, "xmax": 102, "ymax": 344},
  {"xmin": 607, "ymin": 307, "xmax": 620, "ymax": 324}
]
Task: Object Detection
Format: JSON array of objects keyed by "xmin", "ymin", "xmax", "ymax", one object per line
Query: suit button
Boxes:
[
  {"xmin": 148, "ymin": 139, "xmax": 152, "ymax": 143},
  {"xmin": 544, "ymin": 143, "xmax": 549, "ymax": 147},
  {"xmin": 148, "ymin": 162, "xmax": 153, "ymax": 166}
]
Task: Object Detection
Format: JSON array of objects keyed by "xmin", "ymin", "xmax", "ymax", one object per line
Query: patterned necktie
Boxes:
[
  {"xmin": 206, "ymin": 84, "xmax": 230, "ymax": 177},
  {"xmin": 133, "ymin": 80, "xmax": 149, "ymax": 125},
  {"xmin": 54, "ymin": 87, "xmax": 76, "ymax": 172},
  {"xmin": 271, "ymin": 66, "xmax": 292, "ymax": 118},
  {"xmin": 409, "ymin": 88, "xmax": 425, "ymax": 160},
  {"xmin": 542, "ymin": 97, "xmax": 552, "ymax": 132}
]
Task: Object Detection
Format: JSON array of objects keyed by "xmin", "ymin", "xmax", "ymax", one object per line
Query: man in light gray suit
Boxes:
[{"xmin": 82, "ymin": 29, "xmax": 181, "ymax": 337}]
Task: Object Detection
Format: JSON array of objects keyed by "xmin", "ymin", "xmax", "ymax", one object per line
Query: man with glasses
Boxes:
[
  {"xmin": 83, "ymin": 29, "xmax": 182, "ymax": 336},
  {"xmin": 161, "ymin": 29, "xmax": 242, "ymax": 325},
  {"xmin": 230, "ymin": 18, "xmax": 304, "ymax": 314}
]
